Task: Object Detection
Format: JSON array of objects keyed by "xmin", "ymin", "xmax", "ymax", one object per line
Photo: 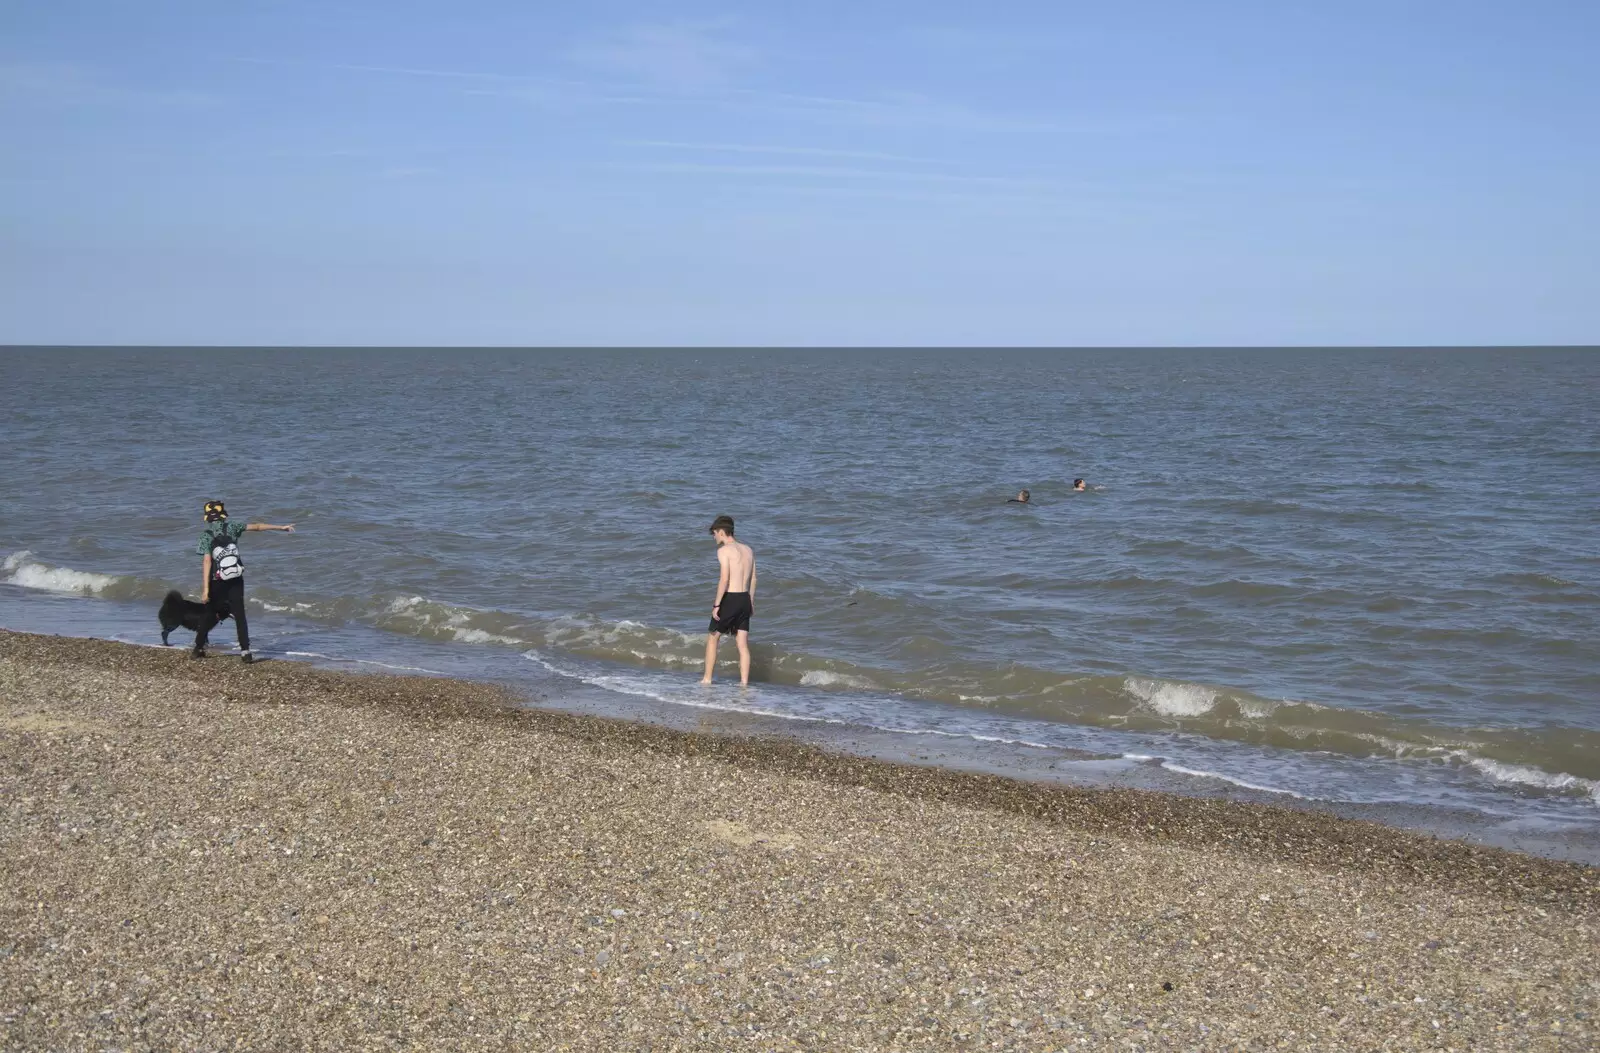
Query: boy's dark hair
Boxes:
[
  {"xmin": 709, "ymin": 515, "xmax": 735, "ymax": 536},
  {"xmin": 1073, "ymin": 479, "xmax": 1084, "ymax": 487}
]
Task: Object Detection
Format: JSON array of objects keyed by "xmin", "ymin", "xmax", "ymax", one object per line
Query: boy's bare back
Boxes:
[{"xmin": 719, "ymin": 540, "xmax": 755, "ymax": 591}]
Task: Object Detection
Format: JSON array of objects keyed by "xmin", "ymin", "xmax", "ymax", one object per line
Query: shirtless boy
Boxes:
[{"xmin": 701, "ymin": 515, "xmax": 757, "ymax": 686}]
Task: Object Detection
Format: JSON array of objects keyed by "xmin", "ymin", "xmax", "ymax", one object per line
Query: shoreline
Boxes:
[
  {"xmin": 8, "ymin": 631, "xmax": 1595, "ymax": 901},
  {"xmin": 6, "ymin": 582, "xmax": 1599, "ymax": 867},
  {"xmin": 3, "ymin": 629, "xmax": 1597, "ymax": 1049}
]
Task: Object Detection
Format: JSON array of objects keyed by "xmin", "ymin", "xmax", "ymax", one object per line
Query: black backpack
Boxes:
[{"xmin": 209, "ymin": 526, "xmax": 244, "ymax": 581}]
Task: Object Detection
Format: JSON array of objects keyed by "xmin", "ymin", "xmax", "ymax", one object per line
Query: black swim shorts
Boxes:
[{"xmin": 709, "ymin": 592, "xmax": 752, "ymax": 635}]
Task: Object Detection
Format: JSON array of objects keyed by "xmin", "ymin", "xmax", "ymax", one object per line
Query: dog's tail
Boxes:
[{"xmin": 162, "ymin": 589, "xmax": 183, "ymax": 607}]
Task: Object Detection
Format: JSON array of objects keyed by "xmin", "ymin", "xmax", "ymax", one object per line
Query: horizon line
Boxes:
[{"xmin": 3, "ymin": 344, "xmax": 1595, "ymax": 352}]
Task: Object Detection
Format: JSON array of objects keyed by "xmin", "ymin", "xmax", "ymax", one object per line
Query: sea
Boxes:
[{"xmin": 3, "ymin": 348, "xmax": 1597, "ymax": 861}]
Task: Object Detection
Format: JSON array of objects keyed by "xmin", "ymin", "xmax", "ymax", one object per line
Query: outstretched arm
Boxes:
[{"xmin": 246, "ymin": 523, "xmax": 295, "ymax": 532}]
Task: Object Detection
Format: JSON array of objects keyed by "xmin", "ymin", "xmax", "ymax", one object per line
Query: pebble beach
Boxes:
[{"xmin": 2, "ymin": 630, "xmax": 1596, "ymax": 1051}]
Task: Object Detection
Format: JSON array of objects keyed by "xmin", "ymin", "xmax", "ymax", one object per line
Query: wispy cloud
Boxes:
[
  {"xmin": 607, "ymin": 161, "xmax": 1055, "ymax": 189},
  {"xmin": 264, "ymin": 147, "xmax": 370, "ymax": 159},
  {"xmin": 231, "ymin": 55, "xmax": 691, "ymax": 109},
  {"xmin": 742, "ymin": 182, "xmax": 1095, "ymax": 212},
  {"xmin": 902, "ymin": 26, "xmax": 1099, "ymax": 55},
  {"xmin": 231, "ymin": 56, "xmax": 504, "ymax": 81},
  {"xmin": 474, "ymin": 79, "xmax": 1052, "ymax": 133},
  {"xmin": 229, "ymin": 56, "xmax": 595, "ymax": 90},
  {"xmin": 0, "ymin": 62, "xmax": 214, "ymax": 108},
  {"xmin": 623, "ymin": 140, "xmax": 954, "ymax": 165},
  {"xmin": 672, "ymin": 83, "xmax": 1056, "ymax": 133},
  {"xmin": 569, "ymin": 22, "xmax": 756, "ymax": 92},
  {"xmin": 227, "ymin": 51, "xmax": 1051, "ymax": 133}
]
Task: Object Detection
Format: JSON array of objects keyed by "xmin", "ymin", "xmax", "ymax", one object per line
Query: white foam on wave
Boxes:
[
  {"xmin": 544, "ymin": 619, "xmax": 894, "ymax": 694},
  {"xmin": 1354, "ymin": 734, "xmax": 1599, "ymax": 804},
  {"xmin": 524, "ymin": 652, "xmax": 1062, "ymax": 751},
  {"xmin": 551, "ymin": 620, "xmax": 891, "ymax": 691},
  {"xmin": 1354, "ymin": 733, "xmax": 1461, "ymax": 760},
  {"xmin": 449, "ymin": 627, "xmax": 524, "ymax": 646},
  {"xmin": 545, "ymin": 615, "xmax": 703, "ymax": 652},
  {"xmin": 2, "ymin": 550, "xmax": 119, "ymax": 596},
  {"xmin": 612, "ymin": 648, "xmax": 691, "ymax": 667},
  {"xmin": 376, "ymin": 594, "xmax": 527, "ymax": 647},
  {"xmin": 800, "ymin": 669, "xmax": 879, "ymax": 691},
  {"xmin": 255, "ymin": 600, "xmax": 318, "ymax": 613},
  {"xmin": 1134, "ymin": 693, "xmax": 1599, "ymax": 809},
  {"xmin": 282, "ymin": 650, "xmax": 446, "ymax": 675},
  {"xmin": 1153, "ymin": 760, "xmax": 1309, "ymax": 799},
  {"xmin": 1125, "ymin": 677, "xmax": 1218, "ymax": 717},
  {"xmin": 1236, "ymin": 697, "xmax": 1277, "ymax": 719},
  {"xmin": 1466, "ymin": 757, "xmax": 1600, "ymax": 802},
  {"xmin": 909, "ymin": 727, "xmax": 1058, "ymax": 750},
  {"xmin": 523, "ymin": 651, "xmax": 846, "ymax": 725}
]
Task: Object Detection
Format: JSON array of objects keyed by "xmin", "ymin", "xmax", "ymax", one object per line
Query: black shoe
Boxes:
[{"xmin": 242, "ymin": 651, "xmax": 254, "ymax": 664}]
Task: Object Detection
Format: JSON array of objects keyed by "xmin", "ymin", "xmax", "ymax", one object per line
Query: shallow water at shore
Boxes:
[{"xmin": 6, "ymin": 588, "xmax": 1598, "ymax": 864}]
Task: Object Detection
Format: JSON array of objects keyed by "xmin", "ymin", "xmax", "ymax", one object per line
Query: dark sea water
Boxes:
[{"xmin": 3, "ymin": 348, "xmax": 1597, "ymax": 855}]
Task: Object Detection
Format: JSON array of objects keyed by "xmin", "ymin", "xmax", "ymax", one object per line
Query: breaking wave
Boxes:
[
  {"xmin": 1465, "ymin": 757, "xmax": 1600, "ymax": 802},
  {"xmin": 1125, "ymin": 677, "xmax": 1218, "ymax": 717},
  {"xmin": 3, "ymin": 551, "xmax": 166, "ymax": 601}
]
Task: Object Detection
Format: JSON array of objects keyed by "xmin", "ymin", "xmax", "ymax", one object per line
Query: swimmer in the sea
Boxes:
[
  {"xmin": 1072, "ymin": 479, "xmax": 1087, "ymax": 491},
  {"xmin": 1008, "ymin": 490, "xmax": 1031, "ymax": 504}
]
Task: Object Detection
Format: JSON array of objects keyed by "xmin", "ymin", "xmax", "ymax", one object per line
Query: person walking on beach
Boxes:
[
  {"xmin": 701, "ymin": 515, "xmax": 756, "ymax": 686},
  {"xmin": 193, "ymin": 500, "xmax": 295, "ymax": 663}
]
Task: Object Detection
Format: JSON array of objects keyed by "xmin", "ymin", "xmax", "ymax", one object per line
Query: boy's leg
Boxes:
[
  {"xmin": 228, "ymin": 580, "xmax": 251, "ymax": 657},
  {"xmin": 735, "ymin": 630, "xmax": 751, "ymax": 686},
  {"xmin": 701, "ymin": 632, "xmax": 719, "ymax": 683}
]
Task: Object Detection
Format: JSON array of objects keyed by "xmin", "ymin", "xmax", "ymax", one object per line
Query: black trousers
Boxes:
[{"xmin": 195, "ymin": 577, "xmax": 249, "ymax": 652}]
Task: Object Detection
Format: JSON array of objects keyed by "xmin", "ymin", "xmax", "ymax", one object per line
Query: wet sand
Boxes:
[{"xmin": 2, "ymin": 630, "xmax": 1596, "ymax": 1051}]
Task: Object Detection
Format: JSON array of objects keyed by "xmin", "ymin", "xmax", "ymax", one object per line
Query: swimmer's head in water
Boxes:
[
  {"xmin": 1073, "ymin": 479, "xmax": 1085, "ymax": 490},
  {"xmin": 1017, "ymin": 490, "xmax": 1031, "ymax": 502},
  {"xmin": 203, "ymin": 500, "xmax": 227, "ymax": 522},
  {"xmin": 708, "ymin": 514, "xmax": 735, "ymax": 539}
]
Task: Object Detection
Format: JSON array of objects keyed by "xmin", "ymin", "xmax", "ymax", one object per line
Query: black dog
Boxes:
[{"xmin": 159, "ymin": 589, "xmax": 230, "ymax": 646}]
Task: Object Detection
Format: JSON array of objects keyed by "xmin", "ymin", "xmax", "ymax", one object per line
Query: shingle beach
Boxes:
[{"xmin": 2, "ymin": 630, "xmax": 1595, "ymax": 1051}]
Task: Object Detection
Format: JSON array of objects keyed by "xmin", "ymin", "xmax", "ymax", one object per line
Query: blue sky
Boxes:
[{"xmin": 2, "ymin": 1, "xmax": 1596, "ymax": 346}]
